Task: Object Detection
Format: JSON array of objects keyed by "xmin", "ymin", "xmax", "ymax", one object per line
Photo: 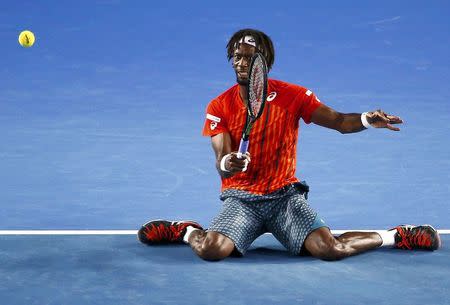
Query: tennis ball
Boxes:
[{"xmin": 18, "ymin": 30, "xmax": 35, "ymax": 48}]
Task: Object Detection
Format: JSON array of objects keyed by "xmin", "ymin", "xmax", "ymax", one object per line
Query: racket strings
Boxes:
[{"xmin": 248, "ymin": 56, "xmax": 265, "ymax": 117}]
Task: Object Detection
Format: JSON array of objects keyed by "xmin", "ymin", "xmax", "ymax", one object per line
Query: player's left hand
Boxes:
[{"xmin": 367, "ymin": 109, "xmax": 403, "ymax": 131}]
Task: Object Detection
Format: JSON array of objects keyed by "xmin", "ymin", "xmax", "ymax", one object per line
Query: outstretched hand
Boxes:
[{"xmin": 367, "ymin": 110, "xmax": 403, "ymax": 131}]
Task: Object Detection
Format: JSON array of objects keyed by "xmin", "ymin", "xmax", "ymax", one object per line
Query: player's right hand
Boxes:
[{"xmin": 225, "ymin": 152, "xmax": 251, "ymax": 173}]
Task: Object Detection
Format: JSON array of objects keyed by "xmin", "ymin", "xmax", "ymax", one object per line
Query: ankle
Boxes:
[
  {"xmin": 183, "ymin": 226, "xmax": 201, "ymax": 244},
  {"xmin": 378, "ymin": 229, "xmax": 396, "ymax": 247}
]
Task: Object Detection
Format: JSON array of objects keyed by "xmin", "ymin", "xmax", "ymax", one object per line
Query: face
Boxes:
[{"xmin": 232, "ymin": 43, "xmax": 257, "ymax": 85}]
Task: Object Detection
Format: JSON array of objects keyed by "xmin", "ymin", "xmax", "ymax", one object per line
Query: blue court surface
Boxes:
[
  {"xmin": 1, "ymin": 1, "xmax": 449, "ymax": 305},
  {"xmin": 0, "ymin": 234, "xmax": 449, "ymax": 305}
]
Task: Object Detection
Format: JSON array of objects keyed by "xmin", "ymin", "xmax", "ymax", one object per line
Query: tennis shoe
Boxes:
[
  {"xmin": 392, "ymin": 225, "xmax": 441, "ymax": 251},
  {"xmin": 138, "ymin": 220, "xmax": 203, "ymax": 245}
]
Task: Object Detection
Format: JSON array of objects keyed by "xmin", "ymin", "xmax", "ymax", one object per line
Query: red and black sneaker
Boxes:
[
  {"xmin": 393, "ymin": 225, "xmax": 441, "ymax": 251},
  {"xmin": 137, "ymin": 220, "xmax": 203, "ymax": 245}
]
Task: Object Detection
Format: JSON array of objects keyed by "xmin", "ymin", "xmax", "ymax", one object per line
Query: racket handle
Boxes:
[{"xmin": 237, "ymin": 139, "xmax": 249, "ymax": 159}]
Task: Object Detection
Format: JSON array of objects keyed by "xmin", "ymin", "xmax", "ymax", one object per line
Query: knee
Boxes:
[{"xmin": 197, "ymin": 234, "xmax": 234, "ymax": 261}]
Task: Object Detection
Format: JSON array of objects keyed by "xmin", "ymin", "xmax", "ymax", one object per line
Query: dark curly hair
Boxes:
[{"xmin": 226, "ymin": 28, "xmax": 275, "ymax": 71}]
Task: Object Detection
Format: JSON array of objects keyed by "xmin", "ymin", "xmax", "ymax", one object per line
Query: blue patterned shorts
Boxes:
[{"xmin": 208, "ymin": 183, "xmax": 325, "ymax": 255}]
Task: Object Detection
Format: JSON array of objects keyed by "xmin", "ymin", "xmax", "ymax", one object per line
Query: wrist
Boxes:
[
  {"xmin": 220, "ymin": 154, "xmax": 231, "ymax": 172},
  {"xmin": 361, "ymin": 112, "xmax": 372, "ymax": 129}
]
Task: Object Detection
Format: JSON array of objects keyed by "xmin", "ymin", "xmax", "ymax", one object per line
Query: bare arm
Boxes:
[
  {"xmin": 310, "ymin": 104, "xmax": 403, "ymax": 134},
  {"xmin": 211, "ymin": 133, "xmax": 250, "ymax": 178}
]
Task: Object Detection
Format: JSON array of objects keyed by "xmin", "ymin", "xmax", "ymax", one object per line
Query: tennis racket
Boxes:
[{"xmin": 237, "ymin": 53, "xmax": 268, "ymax": 159}]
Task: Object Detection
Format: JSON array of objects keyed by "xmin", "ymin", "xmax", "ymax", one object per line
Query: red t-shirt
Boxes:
[{"xmin": 202, "ymin": 79, "xmax": 322, "ymax": 194}]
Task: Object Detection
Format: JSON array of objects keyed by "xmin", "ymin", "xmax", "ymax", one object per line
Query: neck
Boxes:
[{"xmin": 239, "ymin": 84, "xmax": 248, "ymax": 104}]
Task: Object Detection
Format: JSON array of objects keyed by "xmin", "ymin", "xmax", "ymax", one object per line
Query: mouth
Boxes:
[{"xmin": 237, "ymin": 71, "xmax": 248, "ymax": 78}]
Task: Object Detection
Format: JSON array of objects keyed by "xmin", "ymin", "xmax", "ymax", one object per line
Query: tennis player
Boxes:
[{"xmin": 138, "ymin": 29, "xmax": 441, "ymax": 261}]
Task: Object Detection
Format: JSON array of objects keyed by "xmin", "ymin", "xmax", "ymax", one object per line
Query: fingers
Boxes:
[
  {"xmin": 386, "ymin": 124, "xmax": 401, "ymax": 131},
  {"xmin": 369, "ymin": 110, "xmax": 390, "ymax": 124},
  {"xmin": 227, "ymin": 152, "xmax": 251, "ymax": 173},
  {"xmin": 386, "ymin": 115, "xmax": 403, "ymax": 124},
  {"xmin": 231, "ymin": 151, "xmax": 250, "ymax": 162},
  {"xmin": 368, "ymin": 109, "xmax": 403, "ymax": 130}
]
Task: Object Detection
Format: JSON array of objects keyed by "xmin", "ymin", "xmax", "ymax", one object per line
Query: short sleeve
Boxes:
[
  {"xmin": 202, "ymin": 99, "xmax": 228, "ymax": 136},
  {"xmin": 295, "ymin": 89, "xmax": 322, "ymax": 124}
]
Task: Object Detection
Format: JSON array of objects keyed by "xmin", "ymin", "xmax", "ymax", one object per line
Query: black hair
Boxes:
[{"xmin": 226, "ymin": 28, "xmax": 275, "ymax": 71}]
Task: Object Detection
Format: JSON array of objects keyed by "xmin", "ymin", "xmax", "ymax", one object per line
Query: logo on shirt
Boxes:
[
  {"xmin": 305, "ymin": 89, "xmax": 321, "ymax": 102},
  {"xmin": 206, "ymin": 113, "xmax": 220, "ymax": 130},
  {"xmin": 267, "ymin": 91, "xmax": 277, "ymax": 102},
  {"xmin": 206, "ymin": 113, "xmax": 221, "ymax": 122}
]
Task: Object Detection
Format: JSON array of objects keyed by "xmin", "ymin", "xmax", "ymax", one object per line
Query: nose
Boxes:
[
  {"xmin": 240, "ymin": 58, "xmax": 250, "ymax": 66},
  {"xmin": 235, "ymin": 56, "xmax": 251, "ymax": 67}
]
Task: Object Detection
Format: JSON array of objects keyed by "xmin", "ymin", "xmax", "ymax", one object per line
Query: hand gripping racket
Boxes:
[{"xmin": 237, "ymin": 53, "xmax": 268, "ymax": 159}]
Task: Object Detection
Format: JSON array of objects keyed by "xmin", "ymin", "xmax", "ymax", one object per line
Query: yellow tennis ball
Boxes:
[{"xmin": 18, "ymin": 30, "xmax": 35, "ymax": 48}]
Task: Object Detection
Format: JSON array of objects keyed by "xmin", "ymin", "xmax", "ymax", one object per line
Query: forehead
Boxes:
[{"xmin": 233, "ymin": 43, "xmax": 257, "ymax": 55}]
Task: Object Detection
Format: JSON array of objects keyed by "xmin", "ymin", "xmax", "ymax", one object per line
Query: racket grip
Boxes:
[{"xmin": 237, "ymin": 139, "xmax": 249, "ymax": 159}]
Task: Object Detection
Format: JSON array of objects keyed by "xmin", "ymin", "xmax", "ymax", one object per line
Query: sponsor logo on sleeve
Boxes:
[
  {"xmin": 206, "ymin": 113, "xmax": 221, "ymax": 122},
  {"xmin": 210, "ymin": 122, "xmax": 218, "ymax": 130},
  {"xmin": 305, "ymin": 90, "xmax": 312, "ymax": 96},
  {"xmin": 267, "ymin": 91, "xmax": 277, "ymax": 102}
]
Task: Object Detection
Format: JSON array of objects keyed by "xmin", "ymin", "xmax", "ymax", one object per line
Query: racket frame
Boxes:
[{"xmin": 237, "ymin": 53, "xmax": 268, "ymax": 158}]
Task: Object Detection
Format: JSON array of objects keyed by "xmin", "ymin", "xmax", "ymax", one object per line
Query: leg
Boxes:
[
  {"xmin": 265, "ymin": 188, "xmax": 323, "ymax": 255},
  {"xmin": 187, "ymin": 230, "xmax": 236, "ymax": 261},
  {"xmin": 201, "ymin": 195, "xmax": 265, "ymax": 259},
  {"xmin": 303, "ymin": 227, "xmax": 382, "ymax": 261},
  {"xmin": 263, "ymin": 187, "xmax": 385, "ymax": 260},
  {"xmin": 137, "ymin": 219, "xmax": 236, "ymax": 261},
  {"xmin": 138, "ymin": 195, "xmax": 266, "ymax": 261},
  {"xmin": 303, "ymin": 224, "xmax": 441, "ymax": 259}
]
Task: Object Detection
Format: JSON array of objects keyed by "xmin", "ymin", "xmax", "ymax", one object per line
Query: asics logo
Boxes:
[{"xmin": 267, "ymin": 92, "xmax": 277, "ymax": 102}]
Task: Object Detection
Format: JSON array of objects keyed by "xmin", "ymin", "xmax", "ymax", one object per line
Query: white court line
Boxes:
[
  {"xmin": 0, "ymin": 230, "xmax": 449, "ymax": 235},
  {"xmin": 332, "ymin": 229, "xmax": 450, "ymax": 234},
  {"xmin": 0, "ymin": 230, "xmax": 137, "ymax": 235}
]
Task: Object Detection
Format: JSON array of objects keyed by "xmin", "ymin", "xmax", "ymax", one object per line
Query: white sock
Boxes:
[
  {"xmin": 183, "ymin": 226, "xmax": 200, "ymax": 244},
  {"xmin": 378, "ymin": 229, "xmax": 397, "ymax": 247}
]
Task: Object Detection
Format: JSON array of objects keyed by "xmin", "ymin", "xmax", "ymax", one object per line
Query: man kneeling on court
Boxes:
[{"xmin": 137, "ymin": 29, "xmax": 441, "ymax": 261}]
